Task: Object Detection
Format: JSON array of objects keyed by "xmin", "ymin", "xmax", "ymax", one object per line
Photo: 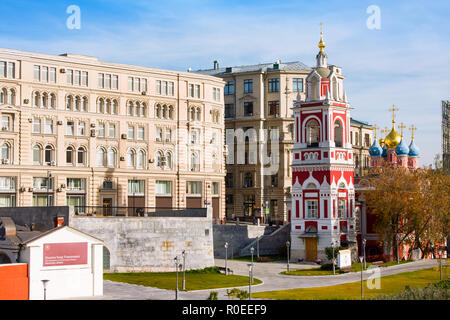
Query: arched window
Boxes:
[
  {"xmin": 196, "ymin": 108, "xmax": 201, "ymax": 121},
  {"xmin": 96, "ymin": 148, "xmax": 106, "ymax": 167},
  {"xmin": 126, "ymin": 149, "xmax": 135, "ymax": 168},
  {"xmin": 44, "ymin": 145, "xmax": 53, "ymax": 164},
  {"xmin": 334, "ymin": 120, "xmax": 343, "ymax": 147},
  {"xmin": 40, "ymin": 92, "xmax": 48, "ymax": 108},
  {"xmin": 0, "ymin": 88, "xmax": 5, "ymax": 104},
  {"xmin": 106, "ymin": 99, "xmax": 111, "ymax": 114},
  {"xmin": 66, "ymin": 95, "xmax": 73, "ymax": 110},
  {"xmin": 77, "ymin": 147, "xmax": 85, "ymax": 165},
  {"xmin": 75, "ymin": 96, "xmax": 81, "ymax": 111},
  {"xmin": 134, "ymin": 102, "xmax": 140, "ymax": 117},
  {"xmin": 141, "ymin": 103, "xmax": 146, "ymax": 117},
  {"xmin": 156, "ymin": 150, "xmax": 164, "ymax": 169},
  {"xmin": 156, "ymin": 104, "xmax": 161, "ymax": 118},
  {"xmin": 8, "ymin": 89, "xmax": 15, "ymax": 105},
  {"xmin": 50, "ymin": 94, "xmax": 57, "ymax": 109},
  {"xmin": 33, "ymin": 145, "xmax": 42, "ymax": 164},
  {"xmin": 127, "ymin": 101, "xmax": 133, "ymax": 116},
  {"xmin": 137, "ymin": 150, "xmax": 144, "ymax": 169},
  {"xmin": 112, "ymin": 99, "xmax": 118, "ymax": 115},
  {"xmin": 306, "ymin": 119, "xmax": 320, "ymax": 147},
  {"xmin": 168, "ymin": 106, "xmax": 173, "ymax": 119},
  {"xmin": 66, "ymin": 146, "xmax": 74, "ymax": 164},
  {"xmin": 34, "ymin": 92, "xmax": 40, "ymax": 107},
  {"xmin": 165, "ymin": 151, "xmax": 172, "ymax": 169},
  {"xmin": 190, "ymin": 107, "xmax": 195, "ymax": 121},
  {"xmin": 107, "ymin": 148, "xmax": 116, "ymax": 167},
  {"xmin": 306, "ymin": 182, "xmax": 317, "ymax": 189},
  {"xmin": 162, "ymin": 105, "xmax": 167, "ymax": 119},
  {"xmin": 1, "ymin": 143, "xmax": 10, "ymax": 162},
  {"xmin": 98, "ymin": 98, "xmax": 104, "ymax": 114},
  {"xmin": 82, "ymin": 97, "xmax": 88, "ymax": 111}
]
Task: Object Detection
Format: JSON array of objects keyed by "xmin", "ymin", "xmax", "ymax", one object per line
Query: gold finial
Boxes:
[
  {"xmin": 388, "ymin": 104, "xmax": 399, "ymax": 125},
  {"xmin": 318, "ymin": 22, "xmax": 325, "ymax": 52},
  {"xmin": 409, "ymin": 124, "xmax": 417, "ymax": 140},
  {"xmin": 383, "ymin": 127, "xmax": 389, "ymax": 138},
  {"xmin": 372, "ymin": 124, "xmax": 379, "ymax": 139},
  {"xmin": 398, "ymin": 122, "xmax": 406, "ymax": 138}
]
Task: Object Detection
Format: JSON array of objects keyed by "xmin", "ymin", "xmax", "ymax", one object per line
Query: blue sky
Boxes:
[{"xmin": 1, "ymin": 0, "xmax": 449, "ymax": 166}]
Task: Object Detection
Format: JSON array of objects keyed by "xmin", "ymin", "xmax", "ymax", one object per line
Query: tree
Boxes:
[{"xmin": 361, "ymin": 164, "xmax": 449, "ymax": 260}]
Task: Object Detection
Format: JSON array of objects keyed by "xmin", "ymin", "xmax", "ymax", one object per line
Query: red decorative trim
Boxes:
[
  {"xmin": 295, "ymin": 200, "xmax": 299, "ymax": 218},
  {"xmin": 333, "ymin": 226, "xmax": 337, "ymax": 229},
  {"xmin": 295, "ymin": 153, "xmax": 300, "ymax": 160},
  {"xmin": 295, "ymin": 225, "xmax": 301, "ymax": 229},
  {"xmin": 321, "ymin": 226, "xmax": 328, "ymax": 230},
  {"xmin": 324, "ymin": 199, "xmax": 328, "ymax": 218},
  {"xmin": 323, "ymin": 151, "xmax": 328, "ymax": 158}
]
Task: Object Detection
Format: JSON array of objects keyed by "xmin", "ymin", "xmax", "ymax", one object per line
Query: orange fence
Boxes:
[{"xmin": 0, "ymin": 264, "xmax": 29, "ymax": 300}]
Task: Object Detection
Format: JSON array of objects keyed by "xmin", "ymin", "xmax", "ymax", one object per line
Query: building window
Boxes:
[
  {"xmin": 128, "ymin": 125, "xmax": 135, "ymax": 140},
  {"xmin": 34, "ymin": 65, "xmax": 41, "ymax": 81},
  {"xmin": 225, "ymin": 173, "xmax": 233, "ymax": 188},
  {"xmin": 306, "ymin": 199, "xmax": 318, "ymax": 218},
  {"xmin": 243, "ymin": 172, "xmax": 253, "ymax": 188},
  {"xmin": 186, "ymin": 181, "xmax": 201, "ymax": 195},
  {"xmin": 338, "ymin": 199, "xmax": 346, "ymax": 218},
  {"xmin": 0, "ymin": 177, "xmax": 15, "ymax": 207},
  {"xmin": 126, "ymin": 149, "xmax": 135, "ymax": 168},
  {"xmin": 137, "ymin": 127, "xmax": 144, "ymax": 140},
  {"xmin": 1, "ymin": 143, "xmax": 10, "ymax": 163},
  {"xmin": 81, "ymin": 71, "xmax": 88, "ymax": 86},
  {"xmin": 128, "ymin": 180, "xmax": 145, "ymax": 195},
  {"xmin": 212, "ymin": 182, "xmax": 219, "ymax": 196},
  {"xmin": 293, "ymin": 78, "xmax": 304, "ymax": 92},
  {"xmin": 244, "ymin": 79, "xmax": 253, "ymax": 93},
  {"xmin": 78, "ymin": 122, "xmax": 85, "ymax": 136},
  {"xmin": 44, "ymin": 145, "xmax": 53, "ymax": 164},
  {"xmin": 107, "ymin": 148, "xmax": 116, "ymax": 167},
  {"xmin": 7, "ymin": 62, "xmax": 15, "ymax": 79},
  {"xmin": 268, "ymin": 101, "xmax": 279, "ymax": 116},
  {"xmin": 306, "ymin": 119, "xmax": 320, "ymax": 147},
  {"xmin": 32, "ymin": 118, "xmax": 41, "ymax": 133},
  {"xmin": 334, "ymin": 121, "xmax": 343, "ymax": 148},
  {"xmin": 213, "ymin": 87, "xmax": 221, "ymax": 101},
  {"xmin": 67, "ymin": 178, "xmax": 86, "ymax": 191},
  {"xmin": 268, "ymin": 78, "xmax": 279, "ymax": 92},
  {"xmin": 190, "ymin": 152, "xmax": 199, "ymax": 171},
  {"xmin": 108, "ymin": 124, "xmax": 116, "ymax": 138},
  {"xmin": 66, "ymin": 147, "xmax": 74, "ymax": 164},
  {"xmin": 1, "ymin": 115, "xmax": 10, "ymax": 131},
  {"xmin": 136, "ymin": 150, "xmax": 145, "ymax": 169},
  {"xmin": 224, "ymin": 81, "xmax": 234, "ymax": 95},
  {"xmin": 33, "ymin": 145, "xmax": 41, "ymax": 164},
  {"xmin": 96, "ymin": 148, "xmax": 106, "ymax": 167},
  {"xmin": 365, "ymin": 133, "xmax": 370, "ymax": 147},
  {"xmin": 156, "ymin": 180, "xmax": 172, "ymax": 195},
  {"xmin": 225, "ymin": 104, "xmax": 234, "ymax": 118},
  {"xmin": 244, "ymin": 102, "xmax": 253, "ymax": 116},
  {"xmin": 77, "ymin": 147, "xmax": 85, "ymax": 165},
  {"xmin": 98, "ymin": 123, "xmax": 105, "ymax": 137}
]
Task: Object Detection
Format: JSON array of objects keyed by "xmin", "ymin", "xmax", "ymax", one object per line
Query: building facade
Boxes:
[
  {"xmin": 0, "ymin": 48, "xmax": 226, "ymax": 218},
  {"xmin": 195, "ymin": 68, "xmax": 372, "ymax": 224},
  {"xmin": 290, "ymin": 30, "xmax": 357, "ymax": 261}
]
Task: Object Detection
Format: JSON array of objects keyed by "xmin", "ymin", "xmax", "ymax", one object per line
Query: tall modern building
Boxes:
[
  {"xmin": 443, "ymin": 100, "xmax": 450, "ymax": 171},
  {"xmin": 196, "ymin": 65, "xmax": 372, "ymax": 224},
  {"xmin": 0, "ymin": 48, "xmax": 226, "ymax": 218}
]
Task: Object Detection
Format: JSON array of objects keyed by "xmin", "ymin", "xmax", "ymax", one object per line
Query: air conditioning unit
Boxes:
[
  {"xmin": 57, "ymin": 120, "xmax": 63, "ymax": 125},
  {"xmin": 141, "ymin": 91, "xmax": 147, "ymax": 95},
  {"xmin": 28, "ymin": 187, "xmax": 34, "ymax": 192},
  {"xmin": 60, "ymin": 68, "xmax": 66, "ymax": 73},
  {"xmin": 19, "ymin": 187, "xmax": 26, "ymax": 192},
  {"xmin": 90, "ymin": 129, "xmax": 96, "ymax": 137},
  {"xmin": 121, "ymin": 134, "xmax": 127, "ymax": 139},
  {"xmin": 120, "ymin": 156, "xmax": 125, "ymax": 161},
  {"xmin": 156, "ymin": 137, "xmax": 161, "ymax": 142},
  {"xmin": 50, "ymin": 161, "xmax": 56, "ymax": 166},
  {"xmin": 90, "ymin": 123, "xmax": 96, "ymax": 128},
  {"xmin": 165, "ymin": 138, "xmax": 170, "ymax": 142},
  {"xmin": 1, "ymin": 127, "xmax": 8, "ymax": 131},
  {"xmin": 1, "ymin": 159, "xmax": 9, "ymax": 164}
]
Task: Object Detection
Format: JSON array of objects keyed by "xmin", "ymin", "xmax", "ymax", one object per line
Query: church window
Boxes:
[
  {"xmin": 338, "ymin": 199, "xmax": 346, "ymax": 218},
  {"xmin": 306, "ymin": 119, "xmax": 320, "ymax": 147},
  {"xmin": 334, "ymin": 120, "xmax": 343, "ymax": 147},
  {"xmin": 306, "ymin": 200, "xmax": 318, "ymax": 218}
]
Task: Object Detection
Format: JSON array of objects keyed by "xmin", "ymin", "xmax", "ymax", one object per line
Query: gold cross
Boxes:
[
  {"xmin": 383, "ymin": 127, "xmax": 389, "ymax": 137},
  {"xmin": 372, "ymin": 124, "xmax": 379, "ymax": 139},
  {"xmin": 409, "ymin": 124, "xmax": 417, "ymax": 140},
  {"xmin": 388, "ymin": 104, "xmax": 399, "ymax": 124},
  {"xmin": 398, "ymin": 122, "xmax": 406, "ymax": 138}
]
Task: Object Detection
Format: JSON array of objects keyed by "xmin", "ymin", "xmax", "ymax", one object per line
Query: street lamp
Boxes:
[
  {"xmin": 256, "ymin": 236, "xmax": 260, "ymax": 260},
  {"xmin": 182, "ymin": 250, "xmax": 186, "ymax": 291},
  {"xmin": 248, "ymin": 264, "xmax": 253, "ymax": 300},
  {"xmin": 286, "ymin": 241, "xmax": 290, "ymax": 272},
  {"xmin": 224, "ymin": 242, "xmax": 229, "ymax": 276},
  {"xmin": 359, "ymin": 256, "xmax": 364, "ymax": 300},
  {"xmin": 174, "ymin": 256, "xmax": 179, "ymax": 300},
  {"xmin": 362, "ymin": 238, "xmax": 367, "ymax": 270},
  {"xmin": 41, "ymin": 279, "xmax": 49, "ymax": 300},
  {"xmin": 439, "ymin": 248, "xmax": 443, "ymax": 281},
  {"xmin": 250, "ymin": 246, "xmax": 254, "ymax": 266},
  {"xmin": 331, "ymin": 241, "xmax": 337, "ymax": 275}
]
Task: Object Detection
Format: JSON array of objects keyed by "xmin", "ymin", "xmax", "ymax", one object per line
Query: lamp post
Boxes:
[
  {"xmin": 250, "ymin": 246, "xmax": 254, "ymax": 266},
  {"xmin": 332, "ymin": 241, "xmax": 336, "ymax": 275},
  {"xmin": 41, "ymin": 279, "xmax": 49, "ymax": 300},
  {"xmin": 174, "ymin": 256, "xmax": 179, "ymax": 300},
  {"xmin": 182, "ymin": 250, "xmax": 186, "ymax": 291},
  {"xmin": 248, "ymin": 264, "xmax": 253, "ymax": 300},
  {"xmin": 362, "ymin": 238, "xmax": 367, "ymax": 270},
  {"xmin": 359, "ymin": 256, "xmax": 364, "ymax": 300},
  {"xmin": 286, "ymin": 241, "xmax": 290, "ymax": 272},
  {"xmin": 256, "ymin": 236, "xmax": 260, "ymax": 260},
  {"xmin": 439, "ymin": 249, "xmax": 443, "ymax": 281},
  {"xmin": 224, "ymin": 242, "xmax": 228, "ymax": 275}
]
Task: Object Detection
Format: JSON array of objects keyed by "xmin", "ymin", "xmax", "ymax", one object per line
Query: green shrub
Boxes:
[
  {"xmin": 320, "ymin": 263, "xmax": 334, "ymax": 271},
  {"xmin": 226, "ymin": 288, "xmax": 249, "ymax": 300},
  {"xmin": 207, "ymin": 291, "xmax": 218, "ymax": 300},
  {"xmin": 189, "ymin": 266, "xmax": 220, "ymax": 274},
  {"xmin": 324, "ymin": 246, "xmax": 345, "ymax": 261},
  {"xmin": 372, "ymin": 280, "xmax": 450, "ymax": 300}
]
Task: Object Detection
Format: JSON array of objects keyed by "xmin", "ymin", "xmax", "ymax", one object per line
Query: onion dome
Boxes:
[
  {"xmin": 381, "ymin": 145, "xmax": 387, "ymax": 158},
  {"xmin": 369, "ymin": 139, "xmax": 383, "ymax": 157},
  {"xmin": 408, "ymin": 140, "xmax": 420, "ymax": 157},
  {"xmin": 395, "ymin": 139, "xmax": 409, "ymax": 156},
  {"xmin": 384, "ymin": 126, "xmax": 402, "ymax": 149}
]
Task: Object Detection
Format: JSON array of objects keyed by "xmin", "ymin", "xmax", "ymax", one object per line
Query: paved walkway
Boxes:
[{"xmin": 66, "ymin": 258, "xmax": 441, "ymax": 300}]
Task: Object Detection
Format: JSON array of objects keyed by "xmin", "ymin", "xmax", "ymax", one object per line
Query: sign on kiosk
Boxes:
[
  {"xmin": 337, "ymin": 249, "xmax": 352, "ymax": 268},
  {"xmin": 43, "ymin": 242, "xmax": 88, "ymax": 267}
]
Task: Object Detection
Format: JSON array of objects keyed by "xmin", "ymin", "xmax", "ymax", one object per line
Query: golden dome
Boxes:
[
  {"xmin": 379, "ymin": 138, "xmax": 385, "ymax": 147},
  {"xmin": 384, "ymin": 126, "xmax": 402, "ymax": 149}
]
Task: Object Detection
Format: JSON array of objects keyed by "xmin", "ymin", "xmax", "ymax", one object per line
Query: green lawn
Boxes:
[
  {"xmin": 281, "ymin": 260, "xmax": 414, "ymax": 276},
  {"xmin": 253, "ymin": 266, "xmax": 449, "ymax": 300},
  {"xmin": 104, "ymin": 267, "xmax": 262, "ymax": 291}
]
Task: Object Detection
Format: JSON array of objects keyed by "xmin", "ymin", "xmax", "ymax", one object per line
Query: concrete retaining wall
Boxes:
[
  {"xmin": 71, "ymin": 208, "xmax": 214, "ymax": 272},
  {"xmin": 213, "ymin": 224, "xmax": 280, "ymax": 258},
  {"xmin": 240, "ymin": 223, "xmax": 291, "ymax": 257}
]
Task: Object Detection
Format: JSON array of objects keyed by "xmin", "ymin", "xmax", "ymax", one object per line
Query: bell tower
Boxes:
[{"xmin": 290, "ymin": 24, "xmax": 357, "ymax": 262}]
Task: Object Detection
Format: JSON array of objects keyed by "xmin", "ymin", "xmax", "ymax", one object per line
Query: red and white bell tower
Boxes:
[{"xmin": 290, "ymin": 25, "xmax": 357, "ymax": 262}]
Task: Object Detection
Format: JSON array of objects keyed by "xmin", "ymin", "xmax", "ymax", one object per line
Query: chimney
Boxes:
[{"xmin": 214, "ymin": 60, "xmax": 219, "ymax": 70}]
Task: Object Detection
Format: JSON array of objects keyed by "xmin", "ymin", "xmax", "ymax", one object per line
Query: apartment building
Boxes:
[
  {"xmin": 196, "ymin": 61, "xmax": 372, "ymax": 223},
  {"xmin": 350, "ymin": 118, "xmax": 373, "ymax": 178},
  {"xmin": 0, "ymin": 48, "xmax": 226, "ymax": 218}
]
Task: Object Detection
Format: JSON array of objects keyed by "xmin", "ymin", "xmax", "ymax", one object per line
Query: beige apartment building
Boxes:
[
  {"xmin": 350, "ymin": 118, "xmax": 373, "ymax": 178},
  {"xmin": 0, "ymin": 48, "xmax": 226, "ymax": 218},
  {"xmin": 196, "ymin": 61, "xmax": 373, "ymax": 224}
]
